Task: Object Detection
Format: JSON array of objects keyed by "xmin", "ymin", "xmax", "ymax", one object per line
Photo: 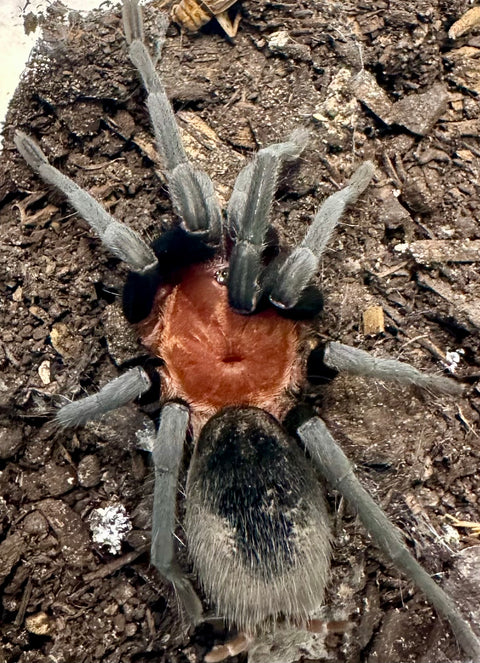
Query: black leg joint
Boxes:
[
  {"xmin": 122, "ymin": 264, "xmax": 163, "ymax": 324},
  {"xmin": 118, "ymin": 356, "xmax": 162, "ymax": 407},
  {"xmin": 307, "ymin": 343, "xmax": 339, "ymax": 385},
  {"xmin": 278, "ymin": 286, "xmax": 324, "ymax": 320},
  {"xmin": 152, "ymin": 226, "xmax": 216, "ymax": 271},
  {"xmin": 123, "ymin": 227, "xmax": 217, "ymax": 324}
]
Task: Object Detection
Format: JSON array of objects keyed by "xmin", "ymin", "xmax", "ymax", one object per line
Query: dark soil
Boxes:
[{"xmin": 1, "ymin": 1, "xmax": 480, "ymax": 662}]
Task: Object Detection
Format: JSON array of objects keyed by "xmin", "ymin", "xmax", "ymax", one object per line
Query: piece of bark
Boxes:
[
  {"xmin": 363, "ymin": 306, "xmax": 385, "ymax": 335},
  {"xmin": 417, "ymin": 272, "xmax": 480, "ymax": 329},
  {"xmin": 0, "ymin": 426, "xmax": 23, "ymax": 459},
  {"xmin": 352, "ymin": 71, "xmax": 448, "ymax": 136},
  {"xmin": 37, "ymin": 499, "xmax": 94, "ymax": 568},
  {"xmin": 351, "ymin": 70, "xmax": 393, "ymax": 124},
  {"xmin": 396, "ymin": 239, "xmax": 480, "ymax": 265},
  {"xmin": 391, "ymin": 84, "xmax": 448, "ymax": 136},
  {"xmin": 0, "ymin": 532, "xmax": 25, "ymax": 584}
]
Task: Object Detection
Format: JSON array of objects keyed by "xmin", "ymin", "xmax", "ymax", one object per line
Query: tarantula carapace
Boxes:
[{"xmin": 14, "ymin": 1, "xmax": 480, "ymax": 661}]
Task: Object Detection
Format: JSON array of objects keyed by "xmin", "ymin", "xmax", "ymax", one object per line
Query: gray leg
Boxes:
[
  {"xmin": 122, "ymin": 0, "xmax": 222, "ymax": 244},
  {"xmin": 226, "ymin": 129, "xmax": 308, "ymax": 313},
  {"xmin": 56, "ymin": 367, "xmax": 152, "ymax": 427},
  {"xmin": 298, "ymin": 417, "xmax": 480, "ymax": 661},
  {"xmin": 14, "ymin": 132, "xmax": 156, "ymax": 271},
  {"xmin": 270, "ymin": 161, "xmax": 374, "ymax": 309},
  {"xmin": 151, "ymin": 403, "xmax": 203, "ymax": 624},
  {"xmin": 323, "ymin": 341, "xmax": 463, "ymax": 396}
]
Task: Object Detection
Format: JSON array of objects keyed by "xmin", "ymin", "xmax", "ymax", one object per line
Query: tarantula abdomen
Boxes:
[{"xmin": 185, "ymin": 406, "xmax": 332, "ymax": 633}]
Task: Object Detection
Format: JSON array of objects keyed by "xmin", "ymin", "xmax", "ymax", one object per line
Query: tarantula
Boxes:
[{"xmin": 14, "ymin": 1, "xmax": 480, "ymax": 661}]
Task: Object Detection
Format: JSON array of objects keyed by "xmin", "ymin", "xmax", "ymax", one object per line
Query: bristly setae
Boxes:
[{"xmin": 13, "ymin": 1, "xmax": 480, "ymax": 661}]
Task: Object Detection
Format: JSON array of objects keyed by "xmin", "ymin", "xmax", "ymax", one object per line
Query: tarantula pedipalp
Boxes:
[{"xmin": 13, "ymin": 1, "xmax": 480, "ymax": 661}]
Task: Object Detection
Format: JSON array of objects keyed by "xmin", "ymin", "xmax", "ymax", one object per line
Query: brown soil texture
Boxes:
[{"xmin": 1, "ymin": 1, "xmax": 480, "ymax": 662}]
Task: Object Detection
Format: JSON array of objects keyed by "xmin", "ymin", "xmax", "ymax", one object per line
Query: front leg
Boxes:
[{"xmin": 122, "ymin": 0, "xmax": 223, "ymax": 245}]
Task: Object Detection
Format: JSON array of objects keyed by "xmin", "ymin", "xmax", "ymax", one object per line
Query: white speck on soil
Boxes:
[{"xmin": 88, "ymin": 504, "xmax": 132, "ymax": 554}]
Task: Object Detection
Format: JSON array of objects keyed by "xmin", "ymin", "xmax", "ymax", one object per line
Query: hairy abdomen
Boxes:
[{"xmin": 185, "ymin": 407, "xmax": 331, "ymax": 633}]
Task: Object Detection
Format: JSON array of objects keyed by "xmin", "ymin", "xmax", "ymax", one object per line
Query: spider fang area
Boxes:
[{"xmin": 140, "ymin": 262, "xmax": 299, "ymax": 412}]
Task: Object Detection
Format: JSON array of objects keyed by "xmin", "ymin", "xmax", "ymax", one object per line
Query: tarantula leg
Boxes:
[
  {"xmin": 56, "ymin": 367, "xmax": 151, "ymax": 427},
  {"xmin": 298, "ymin": 417, "xmax": 480, "ymax": 661},
  {"xmin": 122, "ymin": 0, "xmax": 222, "ymax": 243},
  {"xmin": 151, "ymin": 403, "xmax": 203, "ymax": 624},
  {"xmin": 122, "ymin": 1, "xmax": 179, "ymax": 168},
  {"xmin": 269, "ymin": 161, "xmax": 374, "ymax": 310},
  {"xmin": 14, "ymin": 132, "xmax": 156, "ymax": 271},
  {"xmin": 312, "ymin": 340, "xmax": 463, "ymax": 396},
  {"xmin": 227, "ymin": 129, "xmax": 308, "ymax": 313}
]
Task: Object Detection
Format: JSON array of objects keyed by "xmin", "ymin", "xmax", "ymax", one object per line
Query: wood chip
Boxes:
[
  {"xmin": 390, "ymin": 84, "xmax": 448, "ymax": 136},
  {"xmin": 177, "ymin": 110, "xmax": 221, "ymax": 151},
  {"xmin": 396, "ymin": 239, "xmax": 480, "ymax": 265},
  {"xmin": 363, "ymin": 305, "xmax": 385, "ymax": 335},
  {"xmin": 374, "ymin": 260, "xmax": 409, "ymax": 279},
  {"xmin": 25, "ymin": 612, "xmax": 54, "ymax": 636},
  {"xmin": 445, "ymin": 47, "xmax": 480, "ymax": 95},
  {"xmin": 448, "ymin": 7, "xmax": 480, "ymax": 40},
  {"xmin": 38, "ymin": 360, "xmax": 51, "ymax": 385},
  {"xmin": 351, "ymin": 69, "xmax": 393, "ymax": 123},
  {"xmin": 0, "ymin": 532, "xmax": 24, "ymax": 583},
  {"xmin": 83, "ymin": 547, "xmax": 148, "ymax": 583},
  {"xmin": 37, "ymin": 499, "xmax": 94, "ymax": 568},
  {"xmin": 49, "ymin": 323, "xmax": 83, "ymax": 359}
]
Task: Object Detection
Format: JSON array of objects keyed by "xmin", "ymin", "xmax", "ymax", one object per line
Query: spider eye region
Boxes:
[
  {"xmin": 214, "ymin": 267, "xmax": 229, "ymax": 285},
  {"xmin": 139, "ymin": 263, "xmax": 299, "ymax": 411}
]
